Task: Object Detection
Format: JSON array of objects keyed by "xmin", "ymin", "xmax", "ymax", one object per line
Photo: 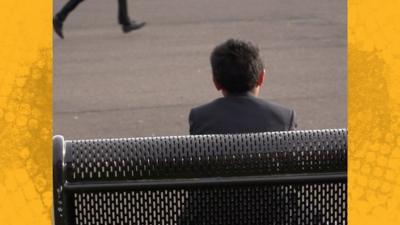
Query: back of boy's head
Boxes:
[{"xmin": 210, "ymin": 39, "xmax": 264, "ymax": 93}]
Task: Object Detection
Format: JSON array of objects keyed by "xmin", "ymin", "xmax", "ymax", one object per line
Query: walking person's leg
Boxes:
[
  {"xmin": 117, "ymin": 0, "xmax": 146, "ymax": 33},
  {"xmin": 117, "ymin": 0, "xmax": 130, "ymax": 25},
  {"xmin": 53, "ymin": 0, "xmax": 85, "ymax": 39}
]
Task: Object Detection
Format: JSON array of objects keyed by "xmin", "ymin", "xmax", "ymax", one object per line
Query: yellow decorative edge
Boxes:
[
  {"xmin": 0, "ymin": 1, "xmax": 52, "ymax": 225},
  {"xmin": 349, "ymin": 0, "xmax": 400, "ymax": 224}
]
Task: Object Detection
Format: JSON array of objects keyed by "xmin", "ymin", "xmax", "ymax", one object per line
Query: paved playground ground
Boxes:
[{"xmin": 54, "ymin": 0, "xmax": 346, "ymax": 139}]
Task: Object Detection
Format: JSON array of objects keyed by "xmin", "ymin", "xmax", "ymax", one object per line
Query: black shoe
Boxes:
[
  {"xmin": 53, "ymin": 16, "xmax": 64, "ymax": 39},
  {"xmin": 122, "ymin": 20, "xmax": 146, "ymax": 33}
]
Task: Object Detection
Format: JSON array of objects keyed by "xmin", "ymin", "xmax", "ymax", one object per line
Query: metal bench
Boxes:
[{"xmin": 53, "ymin": 129, "xmax": 347, "ymax": 225}]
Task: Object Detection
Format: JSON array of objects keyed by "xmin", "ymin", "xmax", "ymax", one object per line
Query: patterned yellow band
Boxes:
[
  {"xmin": 0, "ymin": 1, "xmax": 52, "ymax": 224},
  {"xmin": 349, "ymin": 0, "xmax": 400, "ymax": 224}
]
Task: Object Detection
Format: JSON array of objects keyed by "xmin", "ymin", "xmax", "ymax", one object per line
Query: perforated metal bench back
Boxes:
[{"xmin": 53, "ymin": 129, "xmax": 347, "ymax": 225}]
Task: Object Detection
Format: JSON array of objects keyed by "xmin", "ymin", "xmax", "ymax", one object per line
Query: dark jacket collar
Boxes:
[{"xmin": 224, "ymin": 91, "xmax": 254, "ymax": 97}]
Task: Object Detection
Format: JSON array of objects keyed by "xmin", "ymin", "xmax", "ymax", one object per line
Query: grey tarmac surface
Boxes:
[{"xmin": 54, "ymin": 0, "xmax": 346, "ymax": 139}]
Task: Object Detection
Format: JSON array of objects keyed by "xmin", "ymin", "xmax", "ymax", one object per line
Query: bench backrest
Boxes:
[{"xmin": 53, "ymin": 129, "xmax": 347, "ymax": 225}]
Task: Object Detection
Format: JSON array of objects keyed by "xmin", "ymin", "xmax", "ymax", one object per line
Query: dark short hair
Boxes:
[{"xmin": 210, "ymin": 39, "xmax": 264, "ymax": 93}]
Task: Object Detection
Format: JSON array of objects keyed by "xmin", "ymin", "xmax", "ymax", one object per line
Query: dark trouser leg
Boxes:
[
  {"xmin": 55, "ymin": 0, "xmax": 85, "ymax": 22},
  {"xmin": 118, "ymin": 0, "xmax": 131, "ymax": 25}
]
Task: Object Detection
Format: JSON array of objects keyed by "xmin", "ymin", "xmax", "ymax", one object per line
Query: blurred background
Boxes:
[{"xmin": 53, "ymin": 0, "xmax": 346, "ymax": 139}]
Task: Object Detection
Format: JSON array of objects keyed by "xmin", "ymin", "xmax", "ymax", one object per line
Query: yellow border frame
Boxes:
[
  {"xmin": 0, "ymin": 1, "xmax": 52, "ymax": 224},
  {"xmin": 1, "ymin": 0, "xmax": 400, "ymax": 224},
  {"xmin": 349, "ymin": 0, "xmax": 400, "ymax": 224}
]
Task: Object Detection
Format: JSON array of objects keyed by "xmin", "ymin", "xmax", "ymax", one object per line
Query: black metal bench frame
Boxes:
[{"xmin": 53, "ymin": 129, "xmax": 347, "ymax": 225}]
